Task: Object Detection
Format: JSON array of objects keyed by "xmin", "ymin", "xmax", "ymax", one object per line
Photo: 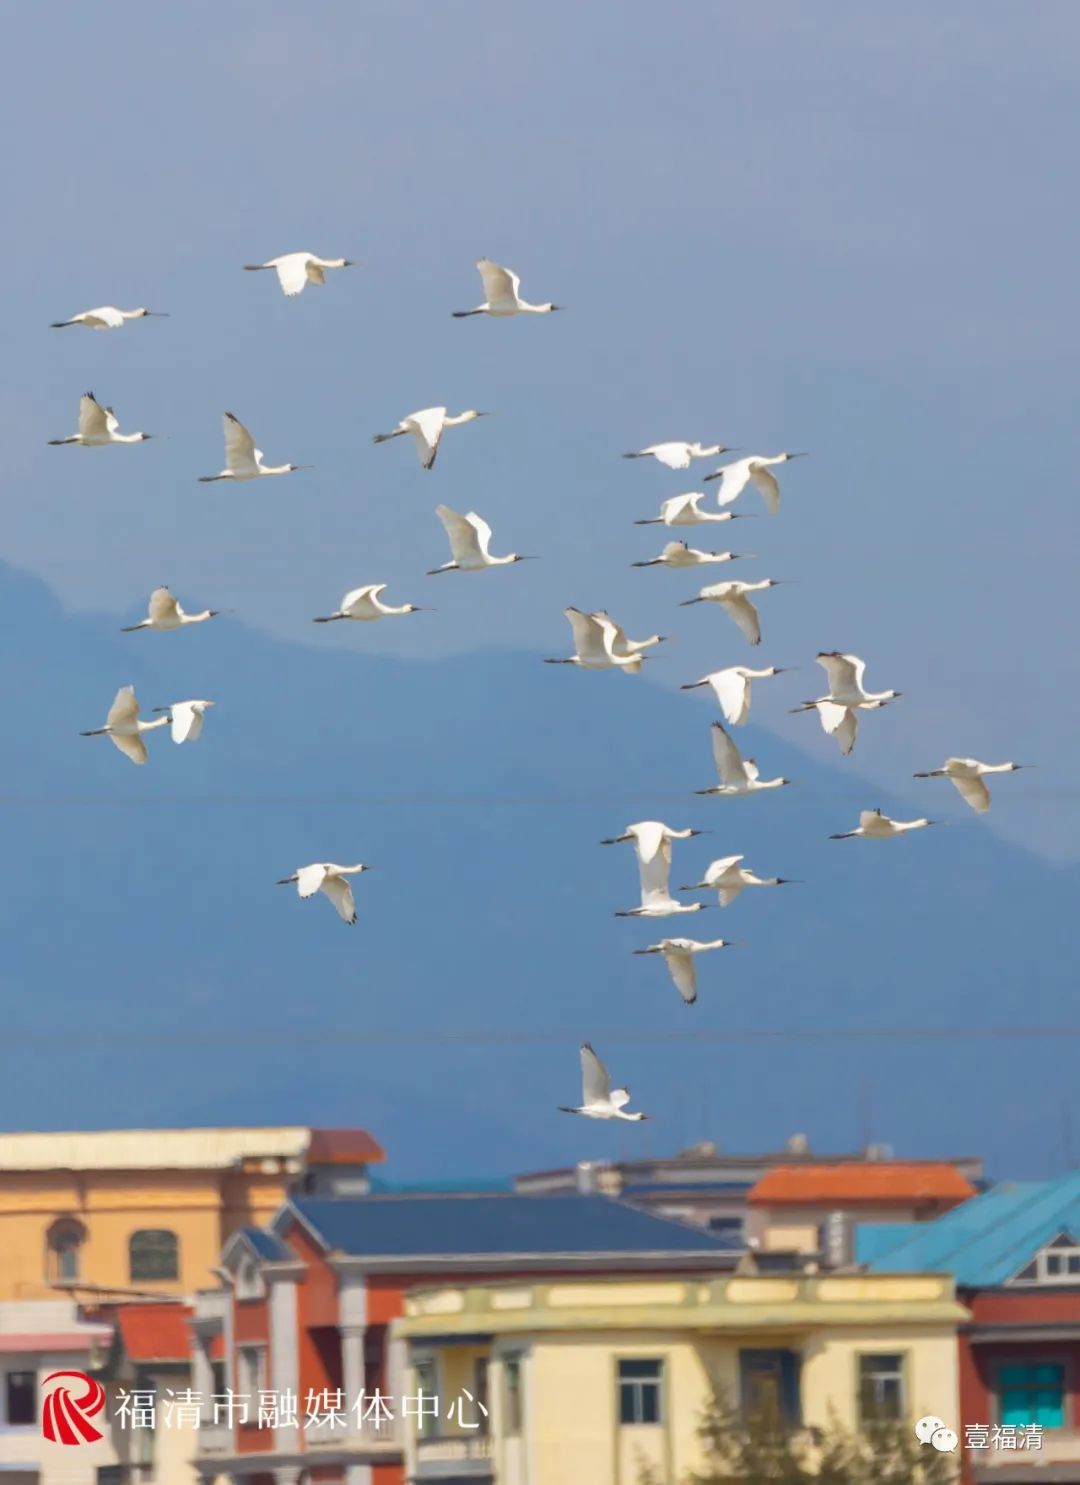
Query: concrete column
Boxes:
[
  {"xmin": 385, "ymin": 1335, "xmax": 409, "ymax": 1444},
  {"xmin": 269, "ymin": 1278, "xmax": 301, "ymax": 1454},
  {"xmin": 345, "ymin": 1466, "xmax": 372, "ymax": 1485},
  {"xmin": 192, "ymin": 1335, "xmax": 214, "ymax": 1425},
  {"xmin": 341, "ymin": 1324, "xmax": 367, "ymax": 1408}
]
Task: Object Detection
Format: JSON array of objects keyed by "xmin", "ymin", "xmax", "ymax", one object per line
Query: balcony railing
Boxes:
[{"xmin": 416, "ymin": 1433, "xmax": 495, "ymax": 1465}]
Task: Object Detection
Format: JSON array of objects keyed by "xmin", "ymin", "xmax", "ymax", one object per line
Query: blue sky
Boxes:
[{"xmin": 2, "ymin": 3, "xmax": 1079, "ymax": 1178}]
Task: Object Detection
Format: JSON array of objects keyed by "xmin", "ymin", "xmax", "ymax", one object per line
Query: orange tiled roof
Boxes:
[
  {"xmin": 748, "ymin": 1162, "xmax": 976, "ymax": 1206},
  {"xmin": 307, "ymin": 1128, "xmax": 386, "ymax": 1165},
  {"xmin": 116, "ymin": 1303, "xmax": 192, "ymax": 1362}
]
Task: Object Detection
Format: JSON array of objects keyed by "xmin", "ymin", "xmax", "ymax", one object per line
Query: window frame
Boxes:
[
  {"xmin": 128, "ymin": 1229, "xmax": 180, "ymax": 1283},
  {"xmin": 4, "ymin": 1370, "xmax": 36, "ymax": 1427},
  {"xmin": 411, "ymin": 1353, "xmax": 440, "ymax": 1439},
  {"xmin": 993, "ymin": 1357, "xmax": 1068, "ymax": 1430},
  {"xmin": 45, "ymin": 1219, "xmax": 87, "ymax": 1284},
  {"xmin": 235, "ymin": 1256, "xmax": 265, "ymax": 1301},
  {"xmin": 502, "ymin": 1352, "xmax": 524, "ymax": 1437},
  {"xmin": 236, "ymin": 1344, "xmax": 266, "ymax": 1399},
  {"xmin": 616, "ymin": 1356, "xmax": 665, "ymax": 1428},
  {"xmin": 856, "ymin": 1350, "xmax": 907, "ymax": 1427}
]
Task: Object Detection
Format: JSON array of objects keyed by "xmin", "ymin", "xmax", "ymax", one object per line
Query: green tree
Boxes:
[{"xmin": 662, "ymin": 1394, "xmax": 960, "ymax": 1485}]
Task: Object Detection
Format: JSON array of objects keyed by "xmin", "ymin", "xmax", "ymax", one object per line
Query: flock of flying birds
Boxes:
[{"xmin": 52, "ymin": 253, "xmax": 1028, "ymax": 1126}]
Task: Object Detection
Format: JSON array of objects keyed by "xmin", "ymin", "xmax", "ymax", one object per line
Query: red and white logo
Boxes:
[{"xmin": 41, "ymin": 1371, "xmax": 106, "ymax": 1445}]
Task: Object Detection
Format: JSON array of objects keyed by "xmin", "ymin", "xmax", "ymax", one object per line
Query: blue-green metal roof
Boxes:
[{"xmin": 857, "ymin": 1169, "xmax": 1080, "ymax": 1285}]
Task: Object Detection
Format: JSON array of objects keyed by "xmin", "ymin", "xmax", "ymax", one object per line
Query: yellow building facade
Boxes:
[
  {"xmin": 394, "ymin": 1272, "xmax": 967, "ymax": 1485},
  {"xmin": 0, "ymin": 1128, "xmax": 327, "ymax": 1300}
]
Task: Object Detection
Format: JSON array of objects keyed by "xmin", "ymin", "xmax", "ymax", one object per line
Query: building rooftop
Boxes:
[
  {"xmin": 858, "ymin": 1169, "xmax": 1080, "ymax": 1286},
  {"xmin": 283, "ymin": 1192, "xmax": 736, "ymax": 1259},
  {"xmin": 114, "ymin": 1303, "xmax": 192, "ymax": 1364},
  {"xmin": 749, "ymin": 1162, "xmax": 977, "ymax": 1207},
  {"xmin": 0, "ymin": 1126, "xmax": 385, "ymax": 1171}
]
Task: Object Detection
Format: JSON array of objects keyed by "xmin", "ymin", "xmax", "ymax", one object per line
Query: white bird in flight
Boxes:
[
  {"xmin": 372, "ymin": 407, "xmax": 487, "ymax": 470},
  {"xmin": 429, "ymin": 506, "xmax": 536, "ymax": 573},
  {"xmin": 830, "ymin": 809, "xmax": 937, "ymax": 841},
  {"xmin": 814, "ymin": 652, "xmax": 901, "ymax": 707},
  {"xmin": 704, "ymin": 452, "xmax": 807, "ymax": 513},
  {"xmin": 79, "ymin": 685, "xmax": 169, "ymax": 765},
  {"xmin": 609, "ymin": 822, "xmax": 707, "ymax": 919},
  {"xmin": 680, "ymin": 579, "xmax": 783, "ymax": 646},
  {"xmin": 623, "ymin": 441, "xmax": 735, "ymax": 471},
  {"xmin": 50, "ymin": 306, "xmax": 168, "ymax": 330},
  {"xmin": 152, "ymin": 699, "xmax": 216, "ymax": 744},
  {"xmin": 635, "ymin": 492, "xmax": 751, "ymax": 527},
  {"xmin": 198, "ymin": 413, "xmax": 310, "ymax": 482},
  {"xmin": 601, "ymin": 820, "xmax": 702, "ymax": 858},
  {"xmin": 632, "ymin": 938, "xmax": 736, "ymax": 1005},
  {"xmin": 913, "ymin": 757, "xmax": 1028, "ymax": 814},
  {"xmin": 558, "ymin": 1043, "xmax": 648, "ymax": 1121},
  {"xmin": 242, "ymin": 252, "xmax": 355, "ymax": 297},
  {"xmin": 681, "ymin": 666, "xmax": 792, "ymax": 726},
  {"xmin": 680, "ymin": 855, "xmax": 795, "ymax": 907},
  {"xmin": 591, "ymin": 611, "xmax": 666, "ymax": 662},
  {"xmin": 122, "ymin": 587, "xmax": 222, "ymax": 632},
  {"xmin": 49, "ymin": 392, "xmax": 156, "ymax": 447},
  {"xmin": 313, "ymin": 585, "xmax": 431, "ymax": 622},
  {"xmin": 631, "ymin": 540, "xmax": 750, "ymax": 570},
  {"xmin": 697, "ymin": 722, "xmax": 791, "ymax": 798},
  {"xmin": 544, "ymin": 609, "xmax": 654, "ymax": 673},
  {"xmin": 452, "ymin": 258, "xmax": 561, "ymax": 317},
  {"xmin": 789, "ymin": 698, "xmax": 893, "ymax": 757},
  {"xmin": 275, "ymin": 863, "xmax": 373, "ymax": 925}
]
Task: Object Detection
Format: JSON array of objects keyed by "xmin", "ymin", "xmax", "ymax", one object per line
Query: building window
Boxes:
[
  {"xmin": 707, "ymin": 1217, "xmax": 744, "ymax": 1244},
  {"xmin": 412, "ymin": 1358, "xmax": 438, "ymax": 1437},
  {"xmin": 5, "ymin": 1371, "xmax": 36, "ymax": 1426},
  {"xmin": 236, "ymin": 1346, "xmax": 266, "ymax": 1397},
  {"xmin": 858, "ymin": 1354, "xmax": 905, "ymax": 1425},
  {"xmin": 129, "ymin": 1230, "xmax": 179, "ymax": 1282},
  {"xmin": 999, "ymin": 1364, "xmax": 1065, "ymax": 1429},
  {"xmin": 236, "ymin": 1257, "xmax": 264, "ymax": 1301},
  {"xmin": 618, "ymin": 1359, "xmax": 663, "ymax": 1426},
  {"xmin": 740, "ymin": 1349, "xmax": 801, "ymax": 1427},
  {"xmin": 46, "ymin": 1219, "xmax": 86, "ymax": 1283},
  {"xmin": 503, "ymin": 1355, "xmax": 523, "ymax": 1436},
  {"xmin": 472, "ymin": 1358, "xmax": 489, "ymax": 1433},
  {"xmin": 1012, "ymin": 1233, "xmax": 1080, "ymax": 1285}
]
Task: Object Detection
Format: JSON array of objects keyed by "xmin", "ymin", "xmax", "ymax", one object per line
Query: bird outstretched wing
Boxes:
[
  {"xmin": 710, "ymin": 723, "xmax": 748, "ymax": 787},
  {"xmin": 224, "ymin": 413, "xmax": 259, "ymax": 474},
  {"xmin": 78, "ymin": 393, "xmax": 109, "ymax": 441},
  {"xmin": 834, "ymin": 708, "xmax": 858, "ymax": 756},
  {"xmin": 565, "ymin": 608, "xmax": 608, "ymax": 664},
  {"xmin": 710, "ymin": 668, "xmax": 750, "ymax": 725},
  {"xmin": 170, "ymin": 702, "xmax": 203, "ymax": 744},
  {"xmin": 296, "ymin": 864, "xmax": 329, "ymax": 898},
  {"xmin": 580, "ymin": 1043, "xmax": 610, "ymax": 1103},
  {"xmin": 704, "ymin": 855, "xmax": 743, "ymax": 884},
  {"xmin": 749, "ymin": 464, "xmax": 782, "ymax": 514},
  {"xmin": 435, "ymin": 505, "xmax": 483, "ymax": 564},
  {"xmin": 609, "ymin": 1087, "xmax": 632, "ymax": 1109},
  {"xmin": 816, "ymin": 652, "xmax": 861, "ymax": 698},
  {"xmin": 638, "ymin": 837, "xmax": 673, "ymax": 904},
  {"xmin": 662, "ymin": 945, "xmax": 698, "ymax": 1004},
  {"xmin": 477, "ymin": 259, "xmax": 520, "ymax": 310},
  {"xmin": 322, "ymin": 875, "xmax": 358, "ymax": 923},
  {"xmin": 274, "ymin": 253, "xmax": 310, "ymax": 296},
  {"xmin": 951, "ymin": 774, "xmax": 991, "ymax": 813},
  {"xmin": 408, "ymin": 408, "xmax": 447, "ymax": 469},
  {"xmin": 148, "ymin": 587, "xmax": 180, "ymax": 625},
  {"xmin": 110, "ymin": 732, "xmax": 148, "ymax": 765},
  {"xmin": 724, "ymin": 593, "xmax": 762, "ymax": 646},
  {"xmin": 710, "ymin": 458, "xmax": 753, "ymax": 504},
  {"xmin": 106, "ymin": 686, "xmax": 139, "ymax": 728},
  {"xmin": 651, "ymin": 443, "xmax": 691, "ymax": 470}
]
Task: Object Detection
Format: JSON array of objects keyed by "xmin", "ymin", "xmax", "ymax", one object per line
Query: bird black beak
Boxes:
[{"xmin": 343, "ymin": 260, "xmax": 357, "ymax": 267}]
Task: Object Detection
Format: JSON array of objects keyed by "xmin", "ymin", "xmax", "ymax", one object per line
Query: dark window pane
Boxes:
[
  {"xmin": 129, "ymin": 1230, "xmax": 179, "ymax": 1282},
  {"xmin": 619, "ymin": 1386, "xmax": 635, "ymax": 1425},
  {"xmin": 619, "ymin": 1360, "xmax": 661, "ymax": 1379},
  {"xmin": 7, "ymin": 1372, "xmax": 35, "ymax": 1425}
]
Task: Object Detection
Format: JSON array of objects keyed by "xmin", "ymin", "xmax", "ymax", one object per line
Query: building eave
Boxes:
[{"xmin": 326, "ymin": 1251, "xmax": 735, "ymax": 1275}]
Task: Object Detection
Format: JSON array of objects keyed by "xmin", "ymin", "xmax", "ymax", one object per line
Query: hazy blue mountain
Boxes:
[{"xmin": 1, "ymin": 561, "xmax": 1074, "ymax": 1181}]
